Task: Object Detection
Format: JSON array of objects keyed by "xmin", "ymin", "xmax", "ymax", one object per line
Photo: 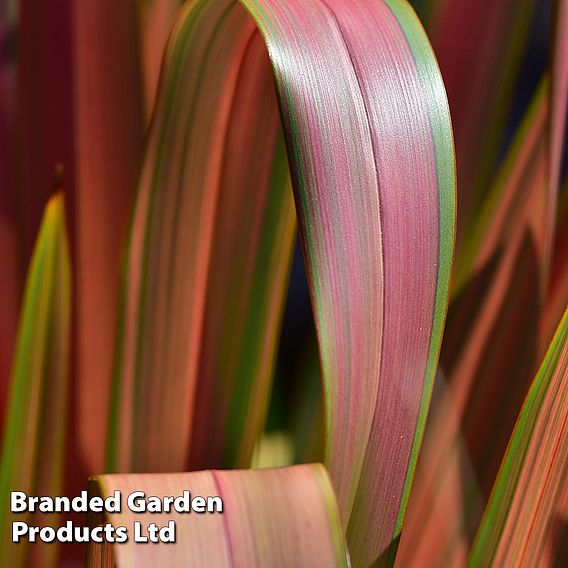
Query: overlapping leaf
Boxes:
[
  {"xmin": 189, "ymin": 92, "xmax": 296, "ymax": 467},
  {"xmin": 88, "ymin": 465, "xmax": 347, "ymax": 567},
  {"xmin": 0, "ymin": 194, "xmax": 71, "ymax": 567},
  {"xmin": 399, "ymin": 1, "xmax": 567, "ymax": 559}
]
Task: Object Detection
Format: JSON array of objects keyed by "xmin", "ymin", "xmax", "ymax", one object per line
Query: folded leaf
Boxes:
[
  {"xmin": 109, "ymin": 5, "xmax": 455, "ymax": 568},
  {"xmin": 469, "ymin": 305, "xmax": 568, "ymax": 566},
  {"xmin": 0, "ymin": 194, "xmax": 71, "ymax": 567},
  {"xmin": 88, "ymin": 464, "xmax": 348, "ymax": 567},
  {"xmin": 108, "ymin": 0, "xmax": 296, "ymax": 475},
  {"xmin": 303, "ymin": 2, "xmax": 453, "ymax": 564}
]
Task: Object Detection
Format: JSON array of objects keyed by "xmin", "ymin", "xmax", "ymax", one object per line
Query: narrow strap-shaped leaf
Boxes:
[
  {"xmin": 188, "ymin": 31, "xmax": 296, "ymax": 469},
  {"xmin": 469, "ymin": 306, "xmax": 568, "ymax": 566},
  {"xmin": 238, "ymin": 1, "xmax": 456, "ymax": 563},
  {"xmin": 452, "ymin": 79, "xmax": 551, "ymax": 297},
  {"xmin": 73, "ymin": 0, "xmax": 145, "ymax": 479},
  {"xmin": 109, "ymin": 0, "xmax": 296, "ymax": 474},
  {"xmin": 396, "ymin": 370, "xmax": 484, "ymax": 568},
  {"xmin": 108, "ymin": 0, "xmax": 265, "ymax": 473},
  {"xmin": 0, "ymin": 194, "xmax": 71, "ymax": 567},
  {"xmin": 442, "ymin": 84, "xmax": 550, "ymax": 490},
  {"xmin": 241, "ymin": 0, "xmax": 385, "ymax": 533},
  {"xmin": 88, "ymin": 464, "xmax": 348, "ymax": 567},
  {"xmin": 309, "ymin": 2, "xmax": 454, "ymax": 564}
]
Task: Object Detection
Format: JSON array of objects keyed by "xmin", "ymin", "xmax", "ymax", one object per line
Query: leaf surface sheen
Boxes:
[{"xmin": 110, "ymin": 4, "xmax": 455, "ymax": 567}]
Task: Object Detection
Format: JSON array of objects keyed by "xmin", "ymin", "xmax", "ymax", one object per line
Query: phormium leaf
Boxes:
[
  {"xmin": 0, "ymin": 194, "xmax": 71, "ymax": 567},
  {"xmin": 73, "ymin": 0, "xmax": 145, "ymax": 480},
  {"xmin": 469, "ymin": 305, "xmax": 568, "ymax": 566},
  {"xmin": 88, "ymin": 465, "xmax": 348, "ymax": 567},
  {"xmin": 108, "ymin": 5, "xmax": 455, "ymax": 568}
]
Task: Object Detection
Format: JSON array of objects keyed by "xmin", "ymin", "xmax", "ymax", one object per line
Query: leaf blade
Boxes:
[
  {"xmin": 469, "ymin": 305, "xmax": 568, "ymax": 566},
  {"xmin": 89, "ymin": 464, "xmax": 348, "ymax": 567},
  {"xmin": 0, "ymin": 194, "xmax": 71, "ymax": 566}
]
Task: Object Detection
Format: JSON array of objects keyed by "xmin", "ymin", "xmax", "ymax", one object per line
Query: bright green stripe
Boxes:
[
  {"xmin": 469, "ymin": 307, "xmax": 568, "ymax": 565},
  {"xmin": 0, "ymin": 197, "xmax": 69, "ymax": 561},
  {"xmin": 0, "ymin": 218, "xmax": 51, "ymax": 542},
  {"xmin": 384, "ymin": 0, "xmax": 456, "ymax": 558}
]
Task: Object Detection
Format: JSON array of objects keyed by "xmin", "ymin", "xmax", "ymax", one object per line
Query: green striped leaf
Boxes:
[
  {"xmin": 108, "ymin": 5, "xmax": 455, "ymax": 568},
  {"xmin": 0, "ymin": 194, "xmax": 71, "ymax": 566},
  {"xmin": 107, "ymin": 0, "xmax": 296, "ymax": 474},
  {"xmin": 470, "ymin": 306, "xmax": 568, "ymax": 566}
]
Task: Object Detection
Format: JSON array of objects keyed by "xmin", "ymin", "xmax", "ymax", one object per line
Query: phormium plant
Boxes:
[{"xmin": 0, "ymin": 0, "xmax": 566, "ymax": 566}]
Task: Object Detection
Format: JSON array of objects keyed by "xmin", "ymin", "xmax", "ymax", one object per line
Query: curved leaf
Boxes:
[{"xmin": 109, "ymin": 5, "xmax": 455, "ymax": 568}]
